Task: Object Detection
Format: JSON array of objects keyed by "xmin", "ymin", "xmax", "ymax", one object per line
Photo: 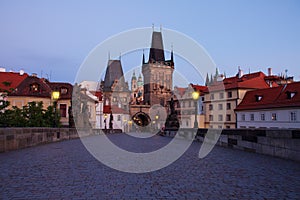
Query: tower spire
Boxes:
[{"xmin": 142, "ymin": 49, "xmax": 145, "ymax": 64}]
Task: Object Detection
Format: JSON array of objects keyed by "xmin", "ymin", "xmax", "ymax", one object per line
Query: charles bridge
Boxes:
[{"xmin": 0, "ymin": 128, "xmax": 300, "ymax": 199}]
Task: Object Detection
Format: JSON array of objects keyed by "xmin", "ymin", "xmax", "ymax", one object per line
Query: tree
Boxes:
[{"xmin": 0, "ymin": 101, "xmax": 61, "ymax": 127}]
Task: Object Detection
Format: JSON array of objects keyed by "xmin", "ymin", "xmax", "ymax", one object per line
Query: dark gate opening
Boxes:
[{"xmin": 132, "ymin": 112, "xmax": 151, "ymax": 127}]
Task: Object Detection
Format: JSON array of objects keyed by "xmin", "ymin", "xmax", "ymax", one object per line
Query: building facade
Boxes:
[
  {"xmin": 204, "ymin": 69, "xmax": 272, "ymax": 129},
  {"xmin": 235, "ymin": 82, "xmax": 300, "ymax": 129}
]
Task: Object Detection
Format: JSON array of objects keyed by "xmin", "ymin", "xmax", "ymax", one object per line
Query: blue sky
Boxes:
[{"xmin": 0, "ymin": 0, "xmax": 299, "ymax": 84}]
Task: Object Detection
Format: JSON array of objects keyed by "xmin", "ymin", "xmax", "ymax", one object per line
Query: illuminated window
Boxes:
[
  {"xmin": 60, "ymin": 88, "xmax": 68, "ymax": 94},
  {"xmin": 271, "ymin": 113, "xmax": 277, "ymax": 121},
  {"xmin": 30, "ymin": 84, "xmax": 39, "ymax": 92}
]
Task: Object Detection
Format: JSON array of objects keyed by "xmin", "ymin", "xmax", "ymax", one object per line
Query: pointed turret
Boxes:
[{"xmin": 205, "ymin": 73, "xmax": 210, "ymax": 86}]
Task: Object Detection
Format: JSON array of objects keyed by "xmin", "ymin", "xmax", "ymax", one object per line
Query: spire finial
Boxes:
[
  {"xmin": 108, "ymin": 51, "xmax": 110, "ymax": 60},
  {"xmin": 119, "ymin": 52, "xmax": 121, "ymax": 60},
  {"xmin": 160, "ymin": 24, "xmax": 162, "ymax": 32},
  {"xmin": 152, "ymin": 23, "xmax": 154, "ymax": 31}
]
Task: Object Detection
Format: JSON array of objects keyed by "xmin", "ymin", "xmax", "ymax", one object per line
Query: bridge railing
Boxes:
[{"xmin": 161, "ymin": 128, "xmax": 300, "ymax": 162}]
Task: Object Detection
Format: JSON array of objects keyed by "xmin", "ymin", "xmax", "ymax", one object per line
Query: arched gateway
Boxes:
[{"xmin": 132, "ymin": 111, "xmax": 151, "ymax": 127}]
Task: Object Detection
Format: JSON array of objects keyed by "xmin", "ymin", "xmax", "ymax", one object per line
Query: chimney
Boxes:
[
  {"xmin": 238, "ymin": 66, "xmax": 244, "ymax": 78},
  {"xmin": 31, "ymin": 73, "xmax": 37, "ymax": 77},
  {"xmin": 268, "ymin": 68, "xmax": 272, "ymax": 76},
  {"xmin": 0, "ymin": 67, "xmax": 6, "ymax": 72},
  {"xmin": 19, "ymin": 69, "xmax": 25, "ymax": 75}
]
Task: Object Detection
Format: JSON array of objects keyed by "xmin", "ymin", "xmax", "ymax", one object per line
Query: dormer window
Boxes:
[
  {"xmin": 60, "ymin": 88, "xmax": 68, "ymax": 95},
  {"xmin": 30, "ymin": 83, "xmax": 39, "ymax": 92},
  {"xmin": 287, "ymin": 91, "xmax": 296, "ymax": 99},
  {"xmin": 255, "ymin": 95, "xmax": 263, "ymax": 102}
]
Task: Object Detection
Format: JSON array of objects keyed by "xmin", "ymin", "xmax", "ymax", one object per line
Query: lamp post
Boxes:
[
  {"xmin": 192, "ymin": 91, "xmax": 200, "ymax": 128},
  {"xmin": 52, "ymin": 91, "xmax": 60, "ymax": 127},
  {"xmin": 104, "ymin": 114, "xmax": 107, "ymax": 130},
  {"xmin": 155, "ymin": 113, "xmax": 159, "ymax": 130}
]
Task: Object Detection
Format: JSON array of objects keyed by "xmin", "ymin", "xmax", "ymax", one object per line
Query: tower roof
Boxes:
[
  {"xmin": 103, "ymin": 59, "xmax": 124, "ymax": 91},
  {"xmin": 148, "ymin": 31, "xmax": 165, "ymax": 62}
]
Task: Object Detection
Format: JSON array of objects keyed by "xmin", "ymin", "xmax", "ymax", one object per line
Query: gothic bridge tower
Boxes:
[{"xmin": 142, "ymin": 30, "xmax": 174, "ymax": 107}]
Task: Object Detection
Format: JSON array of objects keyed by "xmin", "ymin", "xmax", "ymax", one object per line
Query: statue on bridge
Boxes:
[{"xmin": 164, "ymin": 97, "xmax": 179, "ymax": 131}]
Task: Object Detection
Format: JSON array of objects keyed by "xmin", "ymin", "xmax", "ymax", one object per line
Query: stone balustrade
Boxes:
[{"xmin": 164, "ymin": 128, "xmax": 300, "ymax": 162}]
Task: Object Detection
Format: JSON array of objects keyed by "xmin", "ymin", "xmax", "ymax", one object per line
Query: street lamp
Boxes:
[
  {"xmin": 192, "ymin": 91, "xmax": 200, "ymax": 128},
  {"xmin": 155, "ymin": 112, "xmax": 159, "ymax": 130},
  {"xmin": 51, "ymin": 91, "xmax": 60, "ymax": 127},
  {"xmin": 104, "ymin": 114, "xmax": 107, "ymax": 130}
]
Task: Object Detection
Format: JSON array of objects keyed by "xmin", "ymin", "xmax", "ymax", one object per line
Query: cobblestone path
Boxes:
[{"xmin": 1, "ymin": 133, "xmax": 299, "ymax": 199}]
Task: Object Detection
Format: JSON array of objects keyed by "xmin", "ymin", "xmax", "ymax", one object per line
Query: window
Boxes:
[
  {"xmin": 287, "ymin": 92, "xmax": 296, "ymax": 99},
  {"xmin": 182, "ymin": 102, "xmax": 185, "ymax": 108},
  {"xmin": 261, "ymin": 113, "xmax": 265, "ymax": 121},
  {"xmin": 117, "ymin": 115, "xmax": 121, "ymax": 121},
  {"xmin": 241, "ymin": 114, "xmax": 245, "ymax": 121},
  {"xmin": 189, "ymin": 101, "xmax": 192, "ymax": 107},
  {"xmin": 209, "ymin": 104, "xmax": 213, "ymax": 110},
  {"xmin": 255, "ymin": 95, "xmax": 263, "ymax": 102},
  {"xmin": 291, "ymin": 112, "xmax": 297, "ymax": 121},
  {"xmin": 186, "ymin": 121, "xmax": 189, "ymax": 127},
  {"xmin": 60, "ymin": 88, "xmax": 68, "ymax": 94},
  {"xmin": 218, "ymin": 115, "xmax": 223, "ymax": 121},
  {"xmin": 226, "ymin": 103, "xmax": 231, "ymax": 110},
  {"xmin": 219, "ymin": 93, "xmax": 224, "ymax": 99},
  {"xmin": 210, "ymin": 94, "xmax": 215, "ymax": 100},
  {"xmin": 226, "ymin": 126, "xmax": 230, "ymax": 129},
  {"xmin": 113, "ymin": 97, "xmax": 117, "ymax": 102},
  {"xmin": 218, "ymin": 104, "xmax": 223, "ymax": 110},
  {"xmin": 59, "ymin": 104, "xmax": 67, "ymax": 117},
  {"xmin": 30, "ymin": 84, "xmax": 39, "ymax": 92},
  {"xmin": 123, "ymin": 97, "xmax": 127, "ymax": 102},
  {"xmin": 228, "ymin": 91, "xmax": 232, "ymax": 98},
  {"xmin": 226, "ymin": 114, "xmax": 231, "ymax": 121},
  {"xmin": 209, "ymin": 115, "xmax": 213, "ymax": 121},
  {"xmin": 250, "ymin": 114, "xmax": 254, "ymax": 121},
  {"xmin": 271, "ymin": 113, "xmax": 277, "ymax": 121}
]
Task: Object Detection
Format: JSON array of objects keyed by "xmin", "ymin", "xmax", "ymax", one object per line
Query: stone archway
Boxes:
[{"xmin": 132, "ymin": 111, "xmax": 151, "ymax": 127}]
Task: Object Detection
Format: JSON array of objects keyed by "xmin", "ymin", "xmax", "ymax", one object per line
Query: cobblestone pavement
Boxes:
[{"xmin": 1, "ymin": 133, "xmax": 299, "ymax": 199}]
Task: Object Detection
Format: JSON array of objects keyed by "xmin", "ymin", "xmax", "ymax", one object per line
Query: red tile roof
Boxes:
[
  {"xmin": 190, "ymin": 84, "xmax": 207, "ymax": 94},
  {"xmin": 207, "ymin": 72, "xmax": 272, "ymax": 92},
  {"xmin": 47, "ymin": 82, "xmax": 73, "ymax": 99},
  {"xmin": 174, "ymin": 87, "xmax": 188, "ymax": 97},
  {"xmin": 235, "ymin": 82, "xmax": 300, "ymax": 111},
  {"xmin": 103, "ymin": 105, "xmax": 129, "ymax": 114},
  {"xmin": 0, "ymin": 72, "xmax": 29, "ymax": 93},
  {"xmin": 9, "ymin": 76, "xmax": 52, "ymax": 98}
]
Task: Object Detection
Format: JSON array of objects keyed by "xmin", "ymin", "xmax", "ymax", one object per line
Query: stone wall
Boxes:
[
  {"xmin": 165, "ymin": 128, "xmax": 300, "ymax": 162},
  {"xmin": 0, "ymin": 128, "xmax": 91, "ymax": 152}
]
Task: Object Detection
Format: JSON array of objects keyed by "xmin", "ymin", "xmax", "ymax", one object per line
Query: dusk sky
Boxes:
[{"xmin": 0, "ymin": 0, "xmax": 299, "ymax": 84}]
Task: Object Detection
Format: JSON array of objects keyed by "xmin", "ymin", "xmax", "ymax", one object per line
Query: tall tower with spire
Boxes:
[{"xmin": 142, "ymin": 28, "xmax": 174, "ymax": 106}]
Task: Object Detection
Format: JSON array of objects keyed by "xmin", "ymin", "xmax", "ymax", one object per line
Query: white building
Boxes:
[{"xmin": 235, "ymin": 82, "xmax": 300, "ymax": 129}]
